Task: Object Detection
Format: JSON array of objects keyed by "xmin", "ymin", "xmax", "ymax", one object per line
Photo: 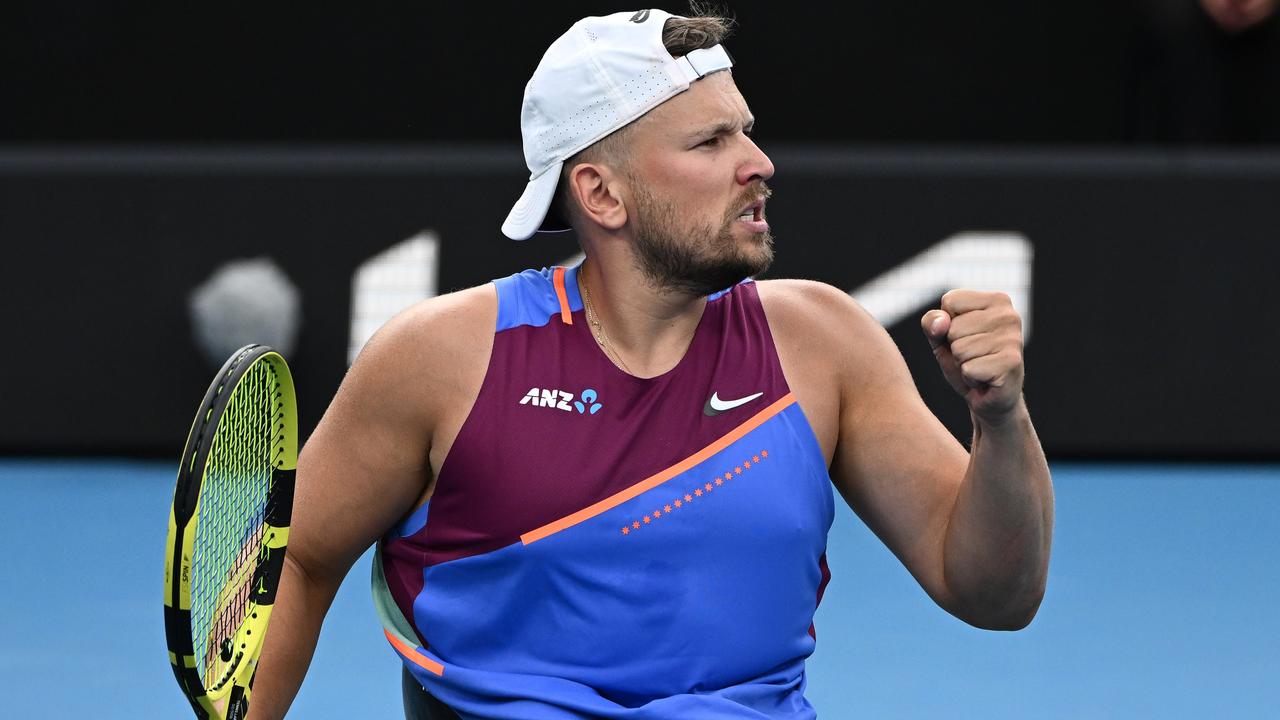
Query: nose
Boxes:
[{"xmin": 736, "ymin": 135, "xmax": 775, "ymax": 186}]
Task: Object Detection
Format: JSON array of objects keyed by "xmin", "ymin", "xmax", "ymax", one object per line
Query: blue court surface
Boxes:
[{"xmin": 1, "ymin": 460, "xmax": 1276, "ymax": 718}]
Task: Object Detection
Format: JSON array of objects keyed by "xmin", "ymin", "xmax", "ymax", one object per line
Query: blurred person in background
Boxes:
[
  {"xmin": 1128, "ymin": 0, "xmax": 1280, "ymax": 142},
  {"xmin": 1200, "ymin": 0, "xmax": 1277, "ymax": 33}
]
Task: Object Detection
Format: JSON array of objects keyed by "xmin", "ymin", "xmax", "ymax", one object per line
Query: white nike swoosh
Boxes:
[{"xmin": 705, "ymin": 391, "xmax": 765, "ymax": 415}]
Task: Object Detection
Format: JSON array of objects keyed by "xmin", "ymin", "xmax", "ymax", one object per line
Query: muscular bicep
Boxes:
[
  {"xmin": 285, "ymin": 322, "xmax": 435, "ymax": 586},
  {"xmin": 831, "ymin": 315, "xmax": 971, "ymax": 609},
  {"xmin": 289, "ymin": 367, "xmax": 432, "ymax": 584},
  {"xmin": 287, "ymin": 287, "xmax": 495, "ymax": 587}
]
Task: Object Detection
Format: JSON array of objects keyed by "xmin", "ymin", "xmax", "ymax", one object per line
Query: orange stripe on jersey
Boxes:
[
  {"xmin": 521, "ymin": 393, "xmax": 796, "ymax": 544},
  {"xmin": 384, "ymin": 629, "xmax": 444, "ymax": 676},
  {"xmin": 552, "ymin": 266, "xmax": 572, "ymax": 325}
]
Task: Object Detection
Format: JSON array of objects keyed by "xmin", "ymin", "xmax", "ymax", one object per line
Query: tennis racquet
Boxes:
[{"xmin": 164, "ymin": 344, "xmax": 298, "ymax": 719}]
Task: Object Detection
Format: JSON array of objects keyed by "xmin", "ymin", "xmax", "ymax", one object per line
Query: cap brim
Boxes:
[{"xmin": 502, "ymin": 162, "xmax": 563, "ymax": 241}]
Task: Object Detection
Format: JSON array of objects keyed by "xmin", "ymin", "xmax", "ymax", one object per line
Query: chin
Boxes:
[{"xmin": 741, "ymin": 233, "xmax": 775, "ymax": 271}]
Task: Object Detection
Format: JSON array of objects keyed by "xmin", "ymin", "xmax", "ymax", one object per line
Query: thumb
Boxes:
[
  {"xmin": 922, "ymin": 309, "xmax": 968, "ymax": 397},
  {"xmin": 921, "ymin": 310, "xmax": 951, "ymax": 350}
]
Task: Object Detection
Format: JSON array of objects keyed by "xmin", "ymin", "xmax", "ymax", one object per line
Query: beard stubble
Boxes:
[{"xmin": 629, "ymin": 181, "xmax": 775, "ymax": 297}]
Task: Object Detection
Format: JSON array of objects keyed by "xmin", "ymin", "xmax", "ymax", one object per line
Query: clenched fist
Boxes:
[{"xmin": 921, "ymin": 290, "xmax": 1025, "ymax": 424}]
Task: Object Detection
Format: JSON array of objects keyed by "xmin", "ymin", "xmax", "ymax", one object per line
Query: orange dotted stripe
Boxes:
[
  {"xmin": 521, "ymin": 394, "xmax": 795, "ymax": 544},
  {"xmin": 620, "ymin": 450, "xmax": 769, "ymax": 536}
]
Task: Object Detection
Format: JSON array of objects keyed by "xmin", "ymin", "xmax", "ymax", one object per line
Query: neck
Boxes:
[{"xmin": 578, "ymin": 253, "xmax": 706, "ymax": 379}]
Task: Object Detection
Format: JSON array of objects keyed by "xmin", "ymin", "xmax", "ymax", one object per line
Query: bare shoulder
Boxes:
[
  {"xmin": 754, "ymin": 279, "xmax": 908, "ymax": 460},
  {"xmin": 755, "ymin": 278, "xmax": 899, "ymax": 375},
  {"xmin": 337, "ymin": 282, "xmax": 497, "ymax": 429},
  {"xmin": 756, "ymin": 278, "xmax": 880, "ymax": 331},
  {"xmin": 357, "ymin": 283, "xmax": 497, "ymax": 371},
  {"xmin": 289, "ymin": 283, "xmax": 497, "ymax": 580}
]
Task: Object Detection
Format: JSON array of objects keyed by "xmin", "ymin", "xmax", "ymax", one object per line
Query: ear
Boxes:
[{"xmin": 566, "ymin": 162, "xmax": 628, "ymax": 232}]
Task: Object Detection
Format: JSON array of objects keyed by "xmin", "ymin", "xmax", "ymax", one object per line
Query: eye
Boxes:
[{"xmin": 697, "ymin": 136, "xmax": 720, "ymax": 148}]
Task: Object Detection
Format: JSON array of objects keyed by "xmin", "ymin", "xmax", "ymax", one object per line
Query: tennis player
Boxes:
[{"xmin": 248, "ymin": 9, "xmax": 1053, "ymax": 719}]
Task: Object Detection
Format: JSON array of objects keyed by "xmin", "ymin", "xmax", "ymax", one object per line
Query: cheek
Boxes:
[
  {"xmin": 643, "ymin": 153, "xmax": 724, "ymax": 195},
  {"xmin": 655, "ymin": 166, "xmax": 730, "ymax": 216}
]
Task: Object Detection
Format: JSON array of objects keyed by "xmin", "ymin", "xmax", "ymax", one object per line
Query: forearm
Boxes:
[
  {"xmin": 245, "ymin": 555, "xmax": 342, "ymax": 719},
  {"xmin": 942, "ymin": 397, "xmax": 1054, "ymax": 629}
]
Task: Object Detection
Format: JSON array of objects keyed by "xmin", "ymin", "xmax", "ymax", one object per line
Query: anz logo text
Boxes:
[{"xmin": 518, "ymin": 387, "xmax": 603, "ymax": 415}]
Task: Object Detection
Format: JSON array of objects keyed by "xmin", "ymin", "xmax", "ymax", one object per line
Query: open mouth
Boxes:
[{"xmin": 735, "ymin": 200, "xmax": 765, "ymax": 223}]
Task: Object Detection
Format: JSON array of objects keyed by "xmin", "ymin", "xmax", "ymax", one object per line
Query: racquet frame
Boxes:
[{"xmin": 164, "ymin": 345, "xmax": 297, "ymax": 720}]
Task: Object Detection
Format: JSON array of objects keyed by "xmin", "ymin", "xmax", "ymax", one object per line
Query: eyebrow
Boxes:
[{"xmin": 694, "ymin": 116, "xmax": 756, "ymax": 138}]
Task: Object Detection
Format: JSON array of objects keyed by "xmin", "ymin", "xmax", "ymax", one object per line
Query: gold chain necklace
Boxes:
[{"xmin": 579, "ymin": 273, "xmax": 633, "ymax": 375}]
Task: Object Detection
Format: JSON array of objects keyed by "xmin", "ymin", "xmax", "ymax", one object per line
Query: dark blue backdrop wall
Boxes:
[{"xmin": 1, "ymin": 148, "xmax": 1275, "ymax": 458}]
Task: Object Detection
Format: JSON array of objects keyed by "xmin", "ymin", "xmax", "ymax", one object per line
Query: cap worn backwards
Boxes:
[{"xmin": 501, "ymin": 9, "xmax": 734, "ymax": 241}]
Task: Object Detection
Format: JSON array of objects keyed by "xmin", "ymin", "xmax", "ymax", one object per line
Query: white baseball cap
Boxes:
[{"xmin": 501, "ymin": 9, "xmax": 734, "ymax": 241}]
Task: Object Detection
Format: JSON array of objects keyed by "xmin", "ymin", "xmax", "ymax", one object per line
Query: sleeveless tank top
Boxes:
[{"xmin": 374, "ymin": 264, "xmax": 834, "ymax": 719}]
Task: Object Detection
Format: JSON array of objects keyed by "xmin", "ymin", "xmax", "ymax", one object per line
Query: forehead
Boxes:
[{"xmin": 636, "ymin": 71, "xmax": 751, "ymax": 134}]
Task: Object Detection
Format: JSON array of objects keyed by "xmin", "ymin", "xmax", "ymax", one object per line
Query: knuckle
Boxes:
[
  {"xmin": 958, "ymin": 336, "xmax": 985, "ymax": 360},
  {"xmin": 990, "ymin": 349, "xmax": 1020, "ymax": 372}
]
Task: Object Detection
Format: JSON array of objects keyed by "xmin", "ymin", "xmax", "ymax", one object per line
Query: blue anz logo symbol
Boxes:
[
  {"xmin": 574, "ymin": 388, "xmax": 603, "ymax": 415},
  {"xmin": 518, "ymin": 387, "xmax": 603, "ymax": 416}
]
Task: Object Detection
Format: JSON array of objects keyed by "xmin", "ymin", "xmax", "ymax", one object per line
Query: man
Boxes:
[{"xmin": 249, "ymin": 9, "xmax": 1053, "ymax": 719}]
